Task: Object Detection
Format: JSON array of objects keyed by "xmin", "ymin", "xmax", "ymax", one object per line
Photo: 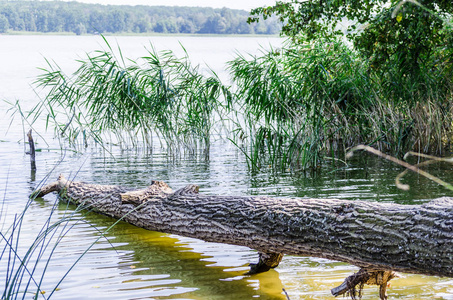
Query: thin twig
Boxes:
[{"xmin": 346, "ymin": 145, "xmax": 453, "ymax": 191}]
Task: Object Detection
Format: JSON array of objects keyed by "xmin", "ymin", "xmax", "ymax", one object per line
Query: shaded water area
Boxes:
[{"xmin": 1, "ymin": 35, "xmax": 453, "ymax": 299}]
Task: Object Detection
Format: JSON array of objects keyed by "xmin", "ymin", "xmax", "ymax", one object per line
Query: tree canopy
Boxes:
[
  {"xmin": 0, "ymin": 1, "xmax": 281, "ymax": 35},
  {"xmin": 249, "ymin": 0, "xmax": 453, "ymax": 73}
]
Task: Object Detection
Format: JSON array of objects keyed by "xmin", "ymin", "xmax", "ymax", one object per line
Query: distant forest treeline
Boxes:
[{"xmin": 0, "ymin": 1, "xmax": 281, "ymax": 35}]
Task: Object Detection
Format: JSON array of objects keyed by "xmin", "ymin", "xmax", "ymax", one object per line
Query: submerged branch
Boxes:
[{"xmin": 346, "ymin": 145, "xmax": 453, "ymax": 191}]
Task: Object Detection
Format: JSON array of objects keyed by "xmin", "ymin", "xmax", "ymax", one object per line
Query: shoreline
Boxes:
[{"xmin": 1, "ymin": 31, "xmax": 281, "ymax": 38}]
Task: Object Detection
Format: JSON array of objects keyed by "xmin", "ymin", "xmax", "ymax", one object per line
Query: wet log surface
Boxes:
[{"xmin": 35, "ymin": 174, "xmax": 453, "ymax": 280}]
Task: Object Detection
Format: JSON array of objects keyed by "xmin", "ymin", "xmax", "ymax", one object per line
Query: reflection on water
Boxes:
[
  {"xmin": 1, "ymin": 35, "xmax": 453, "ymax": 299},
  {"xmin": 2, "ymin": 142, "xmax": 452, "ymax": 299}
]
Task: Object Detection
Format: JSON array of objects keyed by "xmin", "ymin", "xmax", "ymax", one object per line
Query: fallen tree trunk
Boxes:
[{"xmin": 34, "ymin": 175, "xmax": 453, "ymax": 296}]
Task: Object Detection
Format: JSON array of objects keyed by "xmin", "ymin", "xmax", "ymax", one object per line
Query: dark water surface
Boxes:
[{"xmin": 1, "ymin": 35, "xmax": 452, "ymax": 299}]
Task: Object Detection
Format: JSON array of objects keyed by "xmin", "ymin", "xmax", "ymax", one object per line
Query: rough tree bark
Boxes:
[{"xmin": 34, "ymin": 175, "xmax": 453, "ymax": 299}]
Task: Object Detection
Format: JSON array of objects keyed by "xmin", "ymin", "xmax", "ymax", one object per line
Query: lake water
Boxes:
[{"xmin": 1, "ymin": 35, "xmax": 452, "ymax": 299}]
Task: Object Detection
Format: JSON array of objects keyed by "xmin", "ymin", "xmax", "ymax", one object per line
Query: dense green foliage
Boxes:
[
  {"xmin": 249, "ymin": 0, "xmax": 453, "ymax": 39},
  {"xmin": 229, "ymin": 0, "xmax": 453, "ymax": 169},
  {"xmin": 354, "ymin": 2, "xmax": 452, "ymax": 78},
  {"xmin": 228, "ymin": 39, "xmax": 453, "ymax": 169},
  {"xmin": 0, "ymin": 1, "xmax": 280, "ymax": 35},
  {"xmin": 249, "ymin": 0, "xmax": 453, "ymax": 72}
]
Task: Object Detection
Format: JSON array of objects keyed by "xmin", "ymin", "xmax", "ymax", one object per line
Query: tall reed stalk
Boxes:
[
  {"xmin": 32, "ymin": 39, "xmax": 230, "ymax": 155},
  {"xmin": 1, "ymin": 171, "xmax": 146, "ymax": 299},
  {"xmin": 1, "ymin": 178, "xmax": 96, "ymax": 299}
]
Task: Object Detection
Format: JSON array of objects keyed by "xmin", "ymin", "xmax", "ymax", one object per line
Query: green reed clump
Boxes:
[
  {"xmin": 29, "ymin": 35, "xmax": 453, "ymax": 170},
  {"xmin": 228, "ymin": 40, "xmax": 373, "ymax": 170},
  {"xmin": 33, "ymin": 40, "xmax": 229, "ymax": 154},
  {"xmin": 228, "ymin": 38, "xmax": 453, "ymax": 170}
]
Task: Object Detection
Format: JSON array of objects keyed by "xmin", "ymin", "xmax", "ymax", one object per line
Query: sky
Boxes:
[{"xmin": 68, "ymin": 0, "xmax": 278, "ymax": 11}]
